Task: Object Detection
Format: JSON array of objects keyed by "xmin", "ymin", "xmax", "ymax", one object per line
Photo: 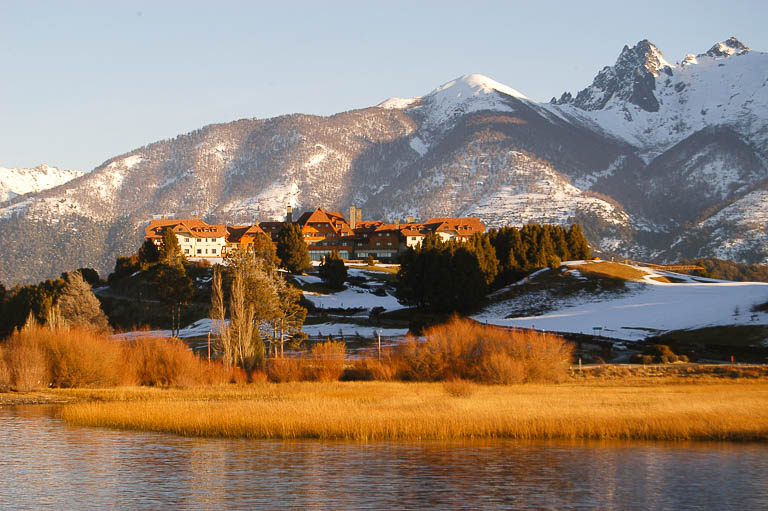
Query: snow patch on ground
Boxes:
[
  {"xmin": 409, "ymin": 137, "xmax": 428, "ymax": 156},
  {"xmin": 303, "ymin": 323, "xmax": 408, "ymax": 338},
  {"xmin": 303, "ymin": 285, "xmax": 403, "ymax": 312},
  {"xmin": 475, "ymin": 268, "xmax": 768, "ymax": 341}
]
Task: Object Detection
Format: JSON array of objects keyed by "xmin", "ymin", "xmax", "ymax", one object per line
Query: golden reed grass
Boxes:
[
  {"xmin": 59, "ymin": 381, "xmax": 768, "ymax": 442},
  {"xmin": 0, "ymin": 324, "xmax": 243, "ymax": 389}
]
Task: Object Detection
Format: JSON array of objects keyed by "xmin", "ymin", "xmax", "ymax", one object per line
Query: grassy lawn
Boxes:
[
  {"xmin": 648, "ymin": 325, "xmax": 768, "ymax": 348},
  {"xmin": 54, "ymin": 380, "xmax": 768, "ymax": 442},
  {"xmin": 572, "ymin": 261, "xmax": 670, "ymax": 282}
]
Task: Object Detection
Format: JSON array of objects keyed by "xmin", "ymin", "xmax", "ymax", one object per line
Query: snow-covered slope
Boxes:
[
  {"xmin": 554, "ymin": 37, "xmax": 768, "ymax": 161},
  {"xmin": 476, "ymin": 262, "xmax": 768, "ymax": 341},
  {"xmin": 0, "ymin": 164, "xmax": 84, "ymax": 202}
]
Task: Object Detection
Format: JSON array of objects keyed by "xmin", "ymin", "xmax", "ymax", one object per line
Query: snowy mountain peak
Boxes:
[
  {"xmin": 616, "ymin": 39, "xmax": 673, "ymax": 77},
  {"xmin": 378, "ymin": 73, "xmax": 528, "ymax": 110},
  {"xmin": 428, "ymin": 74, "xmax": 529, "ymax": 101},
  {"xmin": 0, "ymin": 164, "xmax": 85, "ymax": 203},
  {"xmin": 555, "ymin": 39, "xmax": 673, "ymax": 112},
  {"xmin": 705, "ymin": 37, "xmax": 750, "ymax": 58}
]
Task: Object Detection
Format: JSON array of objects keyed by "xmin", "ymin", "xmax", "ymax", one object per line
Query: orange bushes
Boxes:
[
  {"xmin": 0, "ymin": 324, "xmax": 239, "ymax": 390},
  {"xmin": 0, "ymin": 319, "xmax": 572, "ymax": 389},
  {"xmin": 267, "ymin": 357, "xmax": 304, "ymax": 382},
  {"xmin": 267, "ymin": 341, "xmax": 347, "ymax": 382},
  {"xmin": 121, "ymin": 337, "xmax": 237, "ymax": 387},
  {"xmin": 390, "ymin": 317, "xmax": 573, "ymax": 383},
  {"xmin": 307, "ymin": 341, "xmax": 346, "ymax": 381}
]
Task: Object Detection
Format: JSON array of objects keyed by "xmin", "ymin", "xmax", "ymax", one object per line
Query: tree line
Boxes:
[
  {"xmin": 0, "ymin": 269, "xmax": 108, "ymax": 338},
  {"xmin": 397, "ymin": 224, "xmax": 590, "ymax": 313}
]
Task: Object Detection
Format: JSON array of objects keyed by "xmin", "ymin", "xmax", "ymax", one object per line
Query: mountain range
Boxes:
[{"xmin": 1, "ymin": 36, "xmax": 767, "ymax": 285}]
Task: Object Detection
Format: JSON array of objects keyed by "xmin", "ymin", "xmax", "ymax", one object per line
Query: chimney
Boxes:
[
  {"xmin": 357, "ymin": 208, "xmax": 362, "ymax": 223},
  {"xmin": 395, "ymin": 218, "xmax": 400, "ymax": 229},
  {"xmin": 407, "ymin": 215, "xmax": 414, "ymax": 223},
  {"xmin": 349, "ymin": 205, "xmax": 356, "ymax": 230},
  {"xmin": 286, "ymin": 205, "xmax": 293, "ymax": 223}
]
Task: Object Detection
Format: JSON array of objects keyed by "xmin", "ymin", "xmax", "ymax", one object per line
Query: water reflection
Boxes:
[{"xmin": 0, "ymin": 406, "xmax": 766, "ymax": 510}]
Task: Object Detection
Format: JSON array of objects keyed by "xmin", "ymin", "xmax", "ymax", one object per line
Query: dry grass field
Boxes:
[{"xmin": 58, "ymin": 380, "xmax": 768, "ymax": 442}]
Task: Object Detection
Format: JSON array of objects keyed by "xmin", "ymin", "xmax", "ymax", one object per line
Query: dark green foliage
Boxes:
[
  {"xmin": 108, "ymin": 255, "xmax": 140, "ymax": 284},
  {"xmin": 319, "ymin": 251, "xmax": 347, "ymax": 289},
  {"xmin": 397, "ymin": 233, "xmax": 488, "ymax": 313},
  {"xmin": 469, "ymin": 234, "xmax": 499, "ymax": 286},
  {"xmin": 155, "ymin": 264, "xmax": 194, "ymax": 337},
  {"xmin": 276, "ymin": 223, "xmax": 311, "ymax": 274},
  {"xmin": 160, "ymin": 228, "xmax": 184, "ymax": 267},
  {"xmin": 397, "ymin": 223, "xmax": 593, "ymax": 313},
  {"xmin": 567, "ymin": 224, "xmax": 591, "ymax": 261},
  {"xmin": 487, "ymin": 223, "xmax": 590, "ymax": 287},
  {"xmin": 76, "ymin": 268, "xmax": 101, "ymax": 286},
  {"xmin": 678, "ymin": 258, "xmax": 768, "ymax": 282},
  {"xmin": 0, "ymin": 277, "xmax": 66, "ymax": 337},
  {"xmin": 138, "ymin": 239, "xmax": 160, "ymax": 265}
]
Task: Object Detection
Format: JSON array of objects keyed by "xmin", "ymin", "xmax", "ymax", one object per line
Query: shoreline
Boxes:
[{"xmin": 21, "ymin": 378, "xmax": 767, "ymax": 443}]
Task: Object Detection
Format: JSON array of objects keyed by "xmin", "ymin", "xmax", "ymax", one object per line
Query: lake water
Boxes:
[{"xmin": 1, "ymin": 406, "xmax": 767, "ymax": 510}]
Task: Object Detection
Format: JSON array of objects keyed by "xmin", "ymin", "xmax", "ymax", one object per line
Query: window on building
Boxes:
[
  {"xmin": 376, "ymin": 242, "xmax": 381, "ymax": 246},
  {"xmin": 387, "ymin": 242, "xmax": 392, "ymax": 246},
  {"xmin": 184, "ymin": 249, "xmax": 190, "ymax": 254},
  {"xmin": 378, "ymin": 233, "xmax": 382, "ymax": 237},
  {"xmin": 212, "ymin": 249, "xmax": 217, "ymax": 254},
  {"xmin": 197, "ymin": 249, "xmax": 202, "ymax": 254},
  {"xmin": 185, "ymin": 237, "xmax": 190, "ymax": 242}
]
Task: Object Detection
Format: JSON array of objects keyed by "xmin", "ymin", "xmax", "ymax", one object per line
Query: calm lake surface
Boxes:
[{"xmin": 1, "ymin": 406, "xmax": 767, "ymax": 510}]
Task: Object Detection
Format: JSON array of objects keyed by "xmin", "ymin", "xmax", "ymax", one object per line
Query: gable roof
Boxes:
[
  {"xmin": 226, "ymin": 224, "xmax": 267, "ymax": 243},
  {"xmin": 145, "ymin": 218, "xmax": 227, "ymax": 240}
]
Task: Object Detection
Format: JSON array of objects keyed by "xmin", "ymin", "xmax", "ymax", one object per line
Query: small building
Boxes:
[
  {"xmin": 226, "ymin": 224, "xmax": 269, "ymax": 254},
  {"xmin": 145, "ymin": 218, "xmax": 227, "ymax": 258}
]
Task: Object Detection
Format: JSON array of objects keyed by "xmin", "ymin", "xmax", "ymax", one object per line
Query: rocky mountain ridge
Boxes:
[
  {"xmin": 0, "ymin": 164, "xmax": 84, "ymax": 203},
  {"xmin": 1, "ymin": 37, "xmax": 766, "ymax": 284}
]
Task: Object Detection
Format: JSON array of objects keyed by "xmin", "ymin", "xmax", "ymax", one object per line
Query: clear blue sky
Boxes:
[{"xmin": 2, "ymin": 0, "xmax": 766, "ymax": 171}]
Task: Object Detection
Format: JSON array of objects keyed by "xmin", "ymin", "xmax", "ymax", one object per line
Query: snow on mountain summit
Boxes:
[
  {"xmin": 705, "ymin": 37, "xmax": 750, "ymax": 58},
  {"xmin": 379, "ymin": 73, "xmax": 529, "ymax": 110},
  {"xmin": 429, "ymin": 74, "xmax": 529, "ymax": 100},
  {"xmin": 0, "ymin": 164, "xmax": 84, "ymax": 203}
]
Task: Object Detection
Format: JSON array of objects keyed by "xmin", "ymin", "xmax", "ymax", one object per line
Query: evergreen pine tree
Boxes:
[
  {"xmin": 56, "ymin": 271, "xmax": 110, "ymax": 331},
  {"xmin": 160, "ymin": 228, "xmax": 183, "ymax": 267},
  {"xmin": 319, "ymin": 250, "xmax": 347, "ymax": 289},
  {"xmin": 276, "ymin": 223, "xmax": 311, "ymax": 274},
  {"xmin": 567, "ymin": 224, "xmax": 591, "ymax": 260},
  {"xmin": 138, "ymin": 239, "xmax": 160, "ymax": 265},
  {"xmin": 156, "ymin": 264, "xmax": 193, "ymax": 336}
]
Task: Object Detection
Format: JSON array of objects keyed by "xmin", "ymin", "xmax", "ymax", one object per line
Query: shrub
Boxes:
[
  {"xmin": 38, "ymin": 327, "xmax": 121, "ymax": 387},
  {"xmin": 123, "ymin": 337, "xmax": 206, "ymax": 387},
  {"xmin": 267, "ymin": 357, "xmax": 305, "ymax": 382},
  {"xmin": 632, "ymin": 344, "xmax": 688, "ymax": 365},
  {"xmin": 391, "ymin": 317, "xmax": 573, "ymax": 383},
  {"xmin": 443, "ymin": 378, "xmax": 477, "ymax": 397},
  {"xmin": 5, "ymin": 334, "xmax": 48, "ymax": 391},
  {"xmin": 307, "ymin": 341, "xmax": 346, "ymax": 381},
  {"xmin": 343, "ymin": 357, "xmax": 398, "ymax": 381},
  {"xmin": 0, "ymin": 348, "xmax": 11, "ymax": 391},
  {"xmin": 477, "ymin": 352, "xmax": 526, "ymax": 384}
]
